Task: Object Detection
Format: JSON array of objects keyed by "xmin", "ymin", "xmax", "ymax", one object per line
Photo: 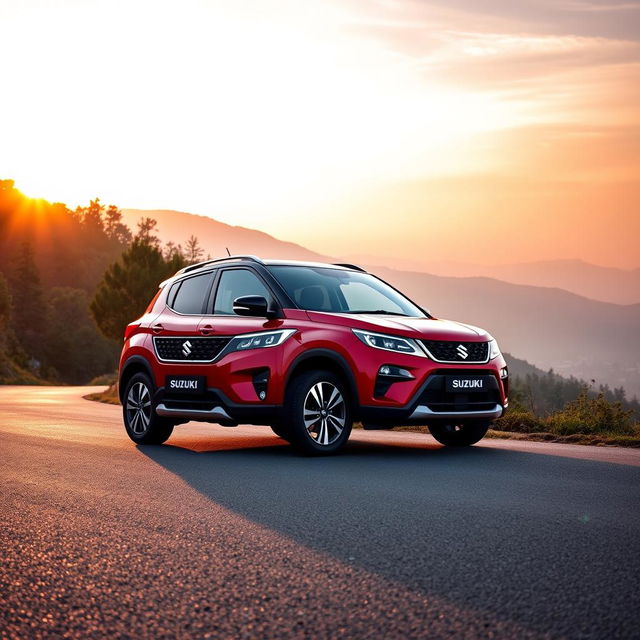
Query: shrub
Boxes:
[
  {"xmin": 545, "ymin": 391, "xmax": 636, "ymax": 436},
  {"xmin": 495, "ymin": 409, "xmax": 544, "ymax": 433}
]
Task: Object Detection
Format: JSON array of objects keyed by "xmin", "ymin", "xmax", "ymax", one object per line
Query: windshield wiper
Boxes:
[{"xmin": 346, "ymin": 310, "xmax": 411, "ymax": 316}]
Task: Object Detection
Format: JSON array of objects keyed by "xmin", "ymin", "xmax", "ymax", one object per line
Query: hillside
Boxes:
[
  {"xmin": 344, "ymin": 256, "xmax": 640, "ymax": 305},
  {"xmin": 121, "ymin": 209, "xmax": 325, "ymax": 263},
  {"xmin": 123, "ymin": 208, "xmax": 640, "ymax": 398}
]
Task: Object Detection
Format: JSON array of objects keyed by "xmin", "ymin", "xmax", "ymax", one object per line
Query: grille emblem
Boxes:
[
  {"xmin": 456, "ymin": 344, "xmax": 468, "ymax": 359},
  {"xmin": 182, "ymin": 340, "xmax": 193, "ymax": 357}
]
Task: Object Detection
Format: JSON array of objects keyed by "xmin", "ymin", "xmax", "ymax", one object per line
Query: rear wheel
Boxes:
[
  {"xmin": 270, "ymin": 422, "xmax": 292, "ymax": 442},
  {"xmin": 283, "ymin": 371, "xmax": 352, "ymax": 455},
  {"xmin": 123, "ymin": 372, "xmax": 174, "ymax": 445},
  {"xmin": 429, "ymin": 421, "xmax": 490, "ymax": 447}
]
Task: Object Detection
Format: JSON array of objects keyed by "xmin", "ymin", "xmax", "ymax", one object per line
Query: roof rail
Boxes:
[
  {"xmin": 332, "ymin": 263, "xmax": 366, "ymax": 272},
  {"xmin": 178, "ymin": 255, "xmax": 264, "ymax": 275}
]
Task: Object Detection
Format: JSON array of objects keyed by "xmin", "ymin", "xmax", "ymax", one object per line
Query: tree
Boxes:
[
  {"xmin": 104, "ymin": 205, "xmax": 132, "ymax": 245},
  {"xmin": 185, "ymin": 235, "xmax": 204, "ymax": 263},
  {"xmin": 43, "ymin": 287, "xmax": 120, "ymax": 384},
  {"xmin": 135, "ymin": 217, "xmax": 161, "ymax": 246},
  {"xmin": 0, "ymin": 272, "xmax": 11, "ymax": 351},
  {"xmin": 90, "ymin": 222, "xmax": 186, "ymax": 341},
  {"xmin": 9, "ymin": 241, "xmax": 46, "ymax": 359}
]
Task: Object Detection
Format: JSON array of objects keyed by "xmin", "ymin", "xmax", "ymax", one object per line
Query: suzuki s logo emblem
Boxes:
[
  {"xmin": 182, "ymin": 340, "xmax": 192, "ymax": 357},
  {"xmin": 456, "ymin": 344, "xmax": 469, "ymax": 359}
]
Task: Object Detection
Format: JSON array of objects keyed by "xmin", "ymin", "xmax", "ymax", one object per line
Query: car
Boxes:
[{"xmin": 118, "ymin": 256, "xmax": 508, "ymax": 454}]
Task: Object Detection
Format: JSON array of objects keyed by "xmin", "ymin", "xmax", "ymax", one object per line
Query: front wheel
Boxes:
[
  {"xmin": 429, "ymin": 421, "xmax": 490, "ymax": 447},
  {"xmin": 123, "ymin": 373, "xmax": 174, "ymax": 445},
  {"xmin": 283, "ymin": 371, "xmax": 352, "ymax": 455}
]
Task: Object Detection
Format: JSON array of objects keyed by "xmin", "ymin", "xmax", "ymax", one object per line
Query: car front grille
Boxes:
[
  {"xmin": 153, "ymin": 336, "xmax": 231, "ymax": 362},
  {"xmin": 421, "ymin": 340, "xmax": 489, "ymax": 363},
  {"xmin": 418, "ymin": 373, "xmax": 500, "ymax": 413}
]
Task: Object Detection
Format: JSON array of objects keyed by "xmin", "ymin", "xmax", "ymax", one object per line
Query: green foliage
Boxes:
[
  {"xmin": 0, "ymin": 182, "xmax": 130, "ymax": 293},
  {"xmin": 495, "ymin": 392, "xmax": 638, "ymax": 436},
  {"xmin": 88, "ymin": 372, "xmax": 117, "ymax": 386},
  {"xmin": 0, "ymin": 272, "xmax": 11, "ymax": 344},
  {"xmin": 90, "ymin": 220, "xmax": 187, "ymax": 341},
  {"xmin": 9, "ymin": 242, "xmax": 46, "ymax": 360},
  {"xmin": 0, "ymin": 181, "xmax": 202, "ymax": 382},
  {"xmin": 504, "ymin": 354, "xmax": 639, "ymax": 418},
  {"xmin": 547, "ymin": 391, "xmax": 636, "ymax": 436},
  {"xmin": 43, "ymin": 287, "xmax": 120, "ymax": 384},
  {"xmin": 494, "ymin": 404, "xmax": 544, "ymax": 433}
]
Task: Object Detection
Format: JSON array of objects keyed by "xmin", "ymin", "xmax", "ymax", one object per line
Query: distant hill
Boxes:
[
  {"xmin": 502, "ymin": 353, "xmax": 639, "ymax": 417},
  {"xmin": 343, "ymin": 255, "xmax": 640, "ymax": 305},
  {"xmin": 121, "ymin": 209, "xmax": 325, "ymax": 263},
  {"xmin": 120, "ymin": 208, "xmax": 640, "ymax": 398}
]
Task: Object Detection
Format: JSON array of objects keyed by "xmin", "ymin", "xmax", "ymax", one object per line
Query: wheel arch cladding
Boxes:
[
  {"xmin": 285, "ymin": 349, "xmax": 359, "ymax": 416},
  {"xmin": 119, "ymin": 356, "xmax": 154, "ymax": 403}
]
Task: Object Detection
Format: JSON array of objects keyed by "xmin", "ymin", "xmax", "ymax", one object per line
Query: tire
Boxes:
[
  {"xmin": 123, "ymin": 372, "xmax": 174, "ymax": 445},
  {"xmin": 283, "ymin": 370, "xmax": 352, "ymax": 455},
  {"xmin": 270, "ymin": 422, "xmax": 292, "ymax": 442},
  {"xmin": 429, "ymin": 420, "xmax": 490, "ymax": 447}
]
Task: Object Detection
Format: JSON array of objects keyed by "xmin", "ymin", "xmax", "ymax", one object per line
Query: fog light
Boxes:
[
  {"xmin": 252, "ymin": 369, "xmax": 269, "ymax": 400},
  {"xmin": 375, "ymin": 365, "xmax": 415, "ymax": 397},
  {"xmin": 500, "ymin": 367, "xmax": 508, "ymax": 379}
]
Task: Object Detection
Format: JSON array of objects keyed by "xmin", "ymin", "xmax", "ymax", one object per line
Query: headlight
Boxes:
[
  {"xmin": 489, "ymin": 338, "xmax": 501, "ymax": 360},
  {"xmin": 223, "ymin": 329, "xmax": 296, "ymax": 355},
  {"xmin": 352, "ymin": 329, "xmax": 426, "ymax": 357}
]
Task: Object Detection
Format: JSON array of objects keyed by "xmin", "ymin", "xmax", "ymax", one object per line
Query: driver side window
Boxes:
[{"xmin": 213, "ymin": 269, "xmax": 270, "ymax": 315}]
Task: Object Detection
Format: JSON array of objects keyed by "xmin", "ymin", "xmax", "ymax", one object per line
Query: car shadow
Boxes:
[{"xmin": 139, "ymin": 431, "xmax": 640, "ymax": 637}]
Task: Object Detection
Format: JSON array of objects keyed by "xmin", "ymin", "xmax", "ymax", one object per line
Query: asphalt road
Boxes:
[{"xmin": 1, "ymin": 386, "xmax": 639, "ymax": 639}]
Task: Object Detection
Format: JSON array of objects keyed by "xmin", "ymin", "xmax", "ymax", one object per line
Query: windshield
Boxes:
[{"xmin": 269, "ymin": 266, "xmax": 426, "ymax": 317}]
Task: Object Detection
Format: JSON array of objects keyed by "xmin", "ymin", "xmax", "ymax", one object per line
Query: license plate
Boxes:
[
  {"xmin": 446, "ymin": 376, "xmax": 486, "ymax": 392},
  {"xmin": 166, "ymin": 375, "xmax": 206, "ymax": 395}
]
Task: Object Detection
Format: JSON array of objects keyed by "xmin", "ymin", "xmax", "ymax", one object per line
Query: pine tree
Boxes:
[
  {"xmin": 0, "ymin": 272, "xmax": 11, "ymax": 352},
  {"xmin": 185, "ymin": 235, "xmax": 204, "ymax": 264},
  {"xmin": 9, "ymin": 241, "xmax": 46, "ymax": 359},
  {"xmin": 90, "ymin": 224, "xmax": 187, "ymax": 341},
  {"xmin": 104, "ymin": 205, "xmax": 132, "ymax": 245}
]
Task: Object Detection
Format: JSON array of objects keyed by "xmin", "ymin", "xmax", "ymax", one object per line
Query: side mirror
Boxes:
[{"xmin": 233, "ymin": 295, "xmax": 273, "ymax": 318}]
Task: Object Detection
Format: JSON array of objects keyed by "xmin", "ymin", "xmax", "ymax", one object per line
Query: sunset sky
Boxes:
[{"xmin": 1, "ymin": 0, "xmax": 638, "ymax": 267}]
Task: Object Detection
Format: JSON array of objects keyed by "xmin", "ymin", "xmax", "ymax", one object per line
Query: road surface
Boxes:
[{"xmin": 1, "ymin": 386, "xmax": 639, "ymax": 639}]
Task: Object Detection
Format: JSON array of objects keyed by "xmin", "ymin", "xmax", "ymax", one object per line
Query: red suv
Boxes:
[{"xmin": 119, "ymin": 256, "xmax": 508, "ymax": 454}]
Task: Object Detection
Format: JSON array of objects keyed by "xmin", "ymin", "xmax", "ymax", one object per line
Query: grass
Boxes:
[
  {"xmin": 486, "ymin": 429, "xmax": 640, "ymax": 447},
  {"xmin": 84, "ymin": 383, "xmax": 120, "ymax": 405}
]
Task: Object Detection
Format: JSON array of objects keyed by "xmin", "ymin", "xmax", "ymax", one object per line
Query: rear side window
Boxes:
[
  {"xmin": 214, "ymin": 269, "xmax": 270, "ymax": 315},
  {"xmin": 169, "ymin": 272, "xmax": 215, "ymax": 314}
]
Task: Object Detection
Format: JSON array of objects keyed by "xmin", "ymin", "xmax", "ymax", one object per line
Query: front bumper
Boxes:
[
  {"xmin": 153, "ymin": 386, "xmax": 281, "ymax": 426},
  {"xmin": 358, "ymin": 369, "xmax": 507, "ymax": 427}
]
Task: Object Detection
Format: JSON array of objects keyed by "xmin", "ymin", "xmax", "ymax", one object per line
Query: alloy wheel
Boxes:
[
  {"xmin": 303, "ymin": 381, "xmax": 345, "ymax": 446},
  {"xmin": 126, "ymin": 381, "xmax": 152, "ymax": 435}
]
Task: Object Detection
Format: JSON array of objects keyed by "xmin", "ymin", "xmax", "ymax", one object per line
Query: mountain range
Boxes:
[
  {"xmin": 121, "ymin": 208, "xmax": 640, "ymax": 398},
  {"xmin": 341, "ymin": 256, "xmax": 640, "ymax": 306}
]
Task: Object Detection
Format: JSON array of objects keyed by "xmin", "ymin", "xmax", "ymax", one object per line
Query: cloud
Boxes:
[{"xmin": 341, "ymin": 0, "xmax": 640, "ymax": 132}]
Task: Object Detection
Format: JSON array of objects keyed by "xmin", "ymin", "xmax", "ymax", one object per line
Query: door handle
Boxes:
[
  {"xmin": 151, "ymin": 323, "xmax": 164, "ymax": 334},
  {"xmin": 200, "ymin": 324, "xmax": 214, "ymax": 335}
]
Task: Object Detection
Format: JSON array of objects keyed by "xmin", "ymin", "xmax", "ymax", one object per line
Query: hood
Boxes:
[{"xmin": 305, "ymin": 311, "xmax": 491, "ymax": 342}]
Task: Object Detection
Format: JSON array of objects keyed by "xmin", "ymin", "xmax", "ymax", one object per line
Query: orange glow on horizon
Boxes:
[{"xmin": 0, "ymin": 0, "xmax": 638, "ymax": 268}]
